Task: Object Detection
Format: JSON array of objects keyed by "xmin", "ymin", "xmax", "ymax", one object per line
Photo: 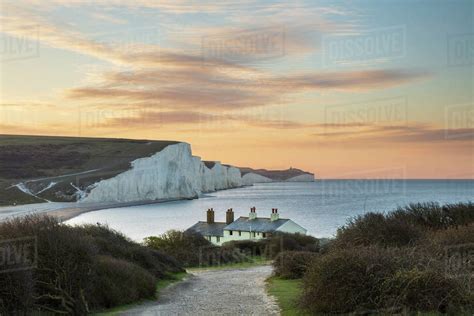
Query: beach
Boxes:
[{"xmin": 0, "ymin": 198, "xmax": 184, "ymax": 222}]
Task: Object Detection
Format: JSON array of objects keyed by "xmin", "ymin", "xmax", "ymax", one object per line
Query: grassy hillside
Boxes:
[{"xmin": 0, "ymin": 134, "xmax": 178, "ymax": 205}]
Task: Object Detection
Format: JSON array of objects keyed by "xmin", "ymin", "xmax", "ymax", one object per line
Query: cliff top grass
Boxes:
[{"xmin": 0, "ymin": 134, "xmax": 179, "ymax": 205}]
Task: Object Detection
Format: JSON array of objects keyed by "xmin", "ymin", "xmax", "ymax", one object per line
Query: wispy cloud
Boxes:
[
  {"xmin": 314, "ymin": 123, "xmax": 474, "ymax": 143},
  {"xmin": 65, "ymin": 68, "xmax": 430, "ymax": 112}
]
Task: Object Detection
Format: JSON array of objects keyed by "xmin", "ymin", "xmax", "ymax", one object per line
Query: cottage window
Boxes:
[
  {"xmin": 229, "ymin": 230, "xmax": 233, "ymax": 236},
  {"xmin": 262, "ymin": 233, "xmax": 266, "ymax": 238},
  {"xmin": 252, "ymin": 232, "xmax": 256, "ymax": 237},
  {"xmin": 238, "ymin": 231, "xmax": 241, "ymax": 236},
  {"xmin": 217, "ymin": 236, "xmax": 220, "ymax": 242}
]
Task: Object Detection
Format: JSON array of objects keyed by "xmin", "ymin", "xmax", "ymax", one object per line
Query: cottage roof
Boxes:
[
  {"xmin": 186, "ymin": 221, "xmax": 227, "ymax": 237},
  {"xmin": 223, "ymin": 217, "xmax": 289, "ymax": 233}
]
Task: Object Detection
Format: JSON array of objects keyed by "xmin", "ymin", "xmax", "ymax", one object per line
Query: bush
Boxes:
[
  {"xmin": 0, "ymin": 216, "xmax": 96, "ymax": 314},
  {"xmin": 382, "ymin": 268, "xmax": 468, "ymax": 312},
  {"xmin": 301, "ymin": 246, "xmax": 469, "ymax": 314},
  {"xmin": 391, "ymin": 202, "xmax": 474, "ymax": 230},
  {"xmin": 223, "ymin": 239, "xmax": 267, "ymax": 257},
  {"xmin": 78, "ymin": 224, "xmax": 182, "ymax": 278},
  {"xmin": 428, "ymin": 223, "xmax": 474, "ymax": 247},
  {"xmin": 335, "ymin": 212, "xmax": 422, "ymax": 248},
  {"xmin": 145, "ymin": 230, "xmax": 246, "ymax": 267},
  {"xmin": 89, "ymin": 256, "xmax": 156, "ymax": 308},
  {"xmin": 224, "ymin": 232, "xmax": 319, "ymax": 259},
  {"xmin": 334, "ymin": 202, "xmax": 474, "ymax": 249},
  {"xmin": 0, "ymin": 215, "xmax": 183, "ymax": 314},
  {"xmin": 268, "ymin": 232, "xmax": 319, "ymax": 254},
  {"xmin": 144, "ymin": 230, "xmax": 212, "ymax": 267},
  {"xmin": 273, "ymin": 251, "xmax": 318, "ymax": 279}
]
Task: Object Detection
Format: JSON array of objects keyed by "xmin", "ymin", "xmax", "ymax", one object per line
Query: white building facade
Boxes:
[{"xmin": 186, "ymin": 207, "xmax": 307, "ymax": 245}]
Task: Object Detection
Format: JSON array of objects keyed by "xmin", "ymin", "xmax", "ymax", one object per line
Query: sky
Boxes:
[{"xmin": 0, "ymin": 0, "xmax": 473, "ymax": 179}]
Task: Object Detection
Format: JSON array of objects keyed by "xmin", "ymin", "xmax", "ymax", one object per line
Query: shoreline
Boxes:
[
  {"xmin": 47, "ymin": 198, "xmax": 186, "ymax": 222},
  {"xmin": 0, "ymin": 197, "xmax": 192, "ymax": 223},
  {"xmin": 0, "ymin": 184, "xmax": 251, "ymax": 223}
]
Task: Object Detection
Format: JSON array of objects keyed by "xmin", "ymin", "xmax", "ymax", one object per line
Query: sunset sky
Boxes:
[{"xmin": 1, "ymin": 0, "xmax": 473, "ymax": 178}]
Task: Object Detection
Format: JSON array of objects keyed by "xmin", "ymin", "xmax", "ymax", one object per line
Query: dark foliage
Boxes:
[
  {"xmin": 273, "ymin": 251, "xmax": 318, "ymax": 279},
  {"xmin": 224, "ymin": 232, "xmax": 319, "ymax": 259},
  {"xmin": 0, "ymin": 215, "xmax": 183, "ymax": 314},
  {"xmin": 300, "ymin": 202, "xmax": 474, "ymax": 314},
  {"xmin": 301, "ymin": 247, "xmax": 469, "ymax": 314},
  {"xmin": 89, "ymin": 256, "xmax": 156, "ymax": 308},
  {"xmin": 144, "ymin": 230, "xmax": 246, "ymax": 267},
  {"xmin": 335, "ymin": 202, "xmax": 474, "ymax": 248}
]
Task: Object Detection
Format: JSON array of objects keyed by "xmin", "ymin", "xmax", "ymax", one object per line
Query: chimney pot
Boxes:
[
  {"xmin": 207, "ymin": 208, "xmax": 215, "ymax": 224},
  {"xmin": 226, "ymin": 208, "xmax": 234, "ymax": 224},
  {"xmin": 270, "ymin": 208, "xmax": 279, "ymax": 221},
  {"xmin": 249, "ymin": 206, "xmax": 257, "ymax": 220}
]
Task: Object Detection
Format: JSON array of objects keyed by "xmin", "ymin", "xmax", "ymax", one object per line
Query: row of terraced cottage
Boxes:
[{"xmin": 186, "ymin": 207, "xmax": 307, "ymax": 245}]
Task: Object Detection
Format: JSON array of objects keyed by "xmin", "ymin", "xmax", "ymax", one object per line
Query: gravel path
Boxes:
[{"xmin": 120, "ymin": 265, "xmax": 280, "ymax": 316}]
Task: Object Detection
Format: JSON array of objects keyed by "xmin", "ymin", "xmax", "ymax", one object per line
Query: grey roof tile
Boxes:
[{"xmin": 186, "ymin": 221, "xmax": 227, "ymax": 237}]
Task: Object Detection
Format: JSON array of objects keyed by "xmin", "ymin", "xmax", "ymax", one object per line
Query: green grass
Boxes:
[
  {"xmin": 187, "ymin": 256, "xmax": 270, "ymax": 272},
  {"xmin": 92, "ymin": 272, "xmax": 187, "ymax": 316},
  {"xmin": 266, "ymin": 277, "xmax": 308, "ymax": 316},
  {"xmin": 155, "ymin": 272, "xmax": 187, "ymax": 294}
]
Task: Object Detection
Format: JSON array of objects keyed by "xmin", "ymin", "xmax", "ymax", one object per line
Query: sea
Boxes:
[{"xmin": 66, "ymin": 180, "xmax": 473, "ymax": 242}]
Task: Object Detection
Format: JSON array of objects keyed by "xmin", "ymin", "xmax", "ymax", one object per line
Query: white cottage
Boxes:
[{"xmin": 186, "ymin": 207, "xmax": 307, "ymax": 245}]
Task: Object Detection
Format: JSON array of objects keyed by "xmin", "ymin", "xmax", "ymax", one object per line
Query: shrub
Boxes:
[
  {"xmin": 273, "ymin": 251, "xmax": 318, "ymax": 279},
  {"xmin": 0, "ymin": 215, "xmax": 183, "ymax": 314},
  {"xmin": 0, "ymin": 215, "xmax": 96, "ymax": 314},
  {"xmin": 301, "ymin": 246, "xmax": 468, "ymax": 314},
  {"xmin": 144, "ymin": 230, "xmax": 212, "ymax": 267},
  {"xmin": 78, "ymin": 224, "xmax": 182, "ymax": 278},
  {"xmin": 145, "ymin": 230, "xmax": 247, "ymax": 267},
  {"xmin": 301, "ymin": 247, "xmax": 401, "ymax": 313},
  {"xmin": 429, "ymin": 223, "xmax": 474, "ymax": 246},
  {"xmin": 268, "ymin": 232, "xmax": 319, "ymax": 254},
  {"xmin": 334, "ymin": 212, "xmax": 422, "ymax": 248},
  {"xmin": 382, "ymin": 268, "xmax": 468, "ymax": 313},
  {"xmin": 222, "ymin": 239, "xmax": 267, "ymax": 257},
  {"xmin": 391, "ymin": 202, "xmax": 474, "ymax": 230},
  {"xmin": 224, "ymin": 233, "xmax": 319, "ymax": 259},
  {"xmin": 89, "ymin": 256, "xmax": 156, "ymax": 308}
]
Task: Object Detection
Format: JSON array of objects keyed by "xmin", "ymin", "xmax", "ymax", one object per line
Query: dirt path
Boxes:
[{"xmin": 119, "ymin": 265, "xmax": 280, "ymax": 316}]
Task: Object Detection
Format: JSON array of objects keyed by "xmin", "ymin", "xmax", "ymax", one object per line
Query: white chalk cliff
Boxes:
[
  {"xmin": 285, "ymin": 174, "xmax": 315, "ymax": 182},
  {"xmin": 81, "ymin": 143, "xmax": 243, "ymax": 203},
  {"xmin": 242, "ymin": 172, "xmax": 273, "ymax": 185},
  {"xmin": 79, "ymin": 142, "xmax": 315, "ymax": 203}
]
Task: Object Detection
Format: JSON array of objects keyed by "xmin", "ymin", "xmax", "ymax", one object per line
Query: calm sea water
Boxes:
[{"xmin": 66, "ymin": 180, "xmax": 473, "ymax": 241}]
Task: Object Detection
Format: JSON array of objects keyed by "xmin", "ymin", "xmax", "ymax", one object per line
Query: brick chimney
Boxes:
[
  {"xmin": 226, "ymin": 208, "xmax": 234, "ymax": 224},
  {"xmin": 271, "ymin": 208, "xmax": 279, "ymax": 221},
  {"xmin": 249, "ymin": 206, "xmax": 257, "ymax": 220},
  {"xmin": 207, "ymin": 208, "xmax": 215, "ymax": 224}
]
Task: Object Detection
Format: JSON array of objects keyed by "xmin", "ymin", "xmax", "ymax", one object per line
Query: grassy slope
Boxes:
[
  {"xmin": 0, "ymin": 134, "xmax": 178, "ymax": 205},
  {"xmin": 266, "ymin": 277, "xmax": 308, "ymax": 316}
]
